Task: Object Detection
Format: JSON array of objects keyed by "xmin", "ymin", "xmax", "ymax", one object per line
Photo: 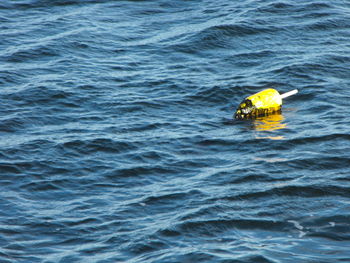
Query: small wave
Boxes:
[
  {"xmin": 8, "ymin": 86, "xmax": 77, "ymax": 106},
  {"xmin": 0, "ymin": 163, "xmax": 22, "ymax": 174},
  {"xmin": 142, "ymin": 190, "xmax": 202, "ymax": 207},
  {"xmin": 178, "ymin": 218, "xmax": 287, "ymax": 236},
  {"xmin": 288, "ymin": 156, "xmax": 350, "ymax": 171},
  {"xmin": 220, "ymin": 185, "xmax": 350, "ymax": 201},
  {"xmin": 0, "ymin": 70, "xmax": 26, "ymax": 85},
  {"xmin": 185, "ymin": 85, "xmax": 242, "ymax": 105},
  {"xmin": 22, "ymin": 181, "xmax": 61, "ymax": 192},
  {"xmin": 290, "ymin": 214, "xmax": 350, "ymax": 241},
  {"xmin": 271, "ymin": 63, "xmax": 327, "ymax": 81},
  {"xmin": 233, "ymin": 255, "xmax": 277, "ymax": 263},
  {"xmin": 171, "ymin": 23, "xmax": 278, "ymax": 54},
  {"xmin": 1, "ymin": 0, "xmax": 110, "ymax": 9},
  {"xmin": 258, "ymin": 2, "xmax": 295, "ymax": 13},
  {"xmin": 160, "ymin": 252, "xmax": 216, "ymax": 263},
  {"xmin": 0, "ymin": 112, "xmax": 75, "ymax": 133},
  {"xmin": 4, "ymin": 46, "xmax": 59, "ymax": 63},
  {"xmin": 230, "ymin": 173, "xmax": 278, "ymax": 184},
  {"xmin": 283, "ymin": 133, "xmax": 350, "ymax": 147},
  {"xmin": 308, "ymin": 231, "xmax": 350, "ymax": 241},
  {"xmin": 258, "ymin": 1, "xmax": 334, "ymax": 17},
  {"xmin": 0, "ymin": 117, "xmax": 28, "ymax": 133},
  {"xmin": 106, "ymin": 165, "xmax": 178, "ymax": 179},
  {"xmin": 306, "ymin": 17, "xmax": 350, "ymax": 31},
  {"xmin": 62, "ymin": 217, "xmax": 102, "ymax": 227},
  {"xmin": 303, "ymin": 2, "xmax": 333, "ymax": 9},
  {"xmin": 61, "ymin": 138, "xmax": 138, "ymax": 155},
  {"xmin": 127, "ymin": 240, "xmax": 169, "ymax": 257}
]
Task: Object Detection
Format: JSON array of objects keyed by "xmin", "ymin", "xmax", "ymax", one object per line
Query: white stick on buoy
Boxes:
[{"xmin": 280, "ymin": 89, "xmax": 298, "ymax": 99}]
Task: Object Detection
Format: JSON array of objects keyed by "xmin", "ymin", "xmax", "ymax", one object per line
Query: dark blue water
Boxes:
[{"xmin": 1, "ymin": 0, "xmax": 350, "ymax": 262}]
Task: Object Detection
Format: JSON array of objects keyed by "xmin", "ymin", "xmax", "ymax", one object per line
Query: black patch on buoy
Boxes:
[{"xmin": 235, "ymin": 99, "xmax": 281, "ymax": 119}]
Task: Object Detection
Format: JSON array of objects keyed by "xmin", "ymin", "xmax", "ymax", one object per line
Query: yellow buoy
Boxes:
[{"xmin": 235, "ymin": 88, "xmax": 298, "ymax": 119}]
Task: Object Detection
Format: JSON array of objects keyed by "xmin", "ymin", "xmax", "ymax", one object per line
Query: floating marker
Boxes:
[{"xmin": 235, "ymin": 88, "xmax": 298, "ymax": 119}]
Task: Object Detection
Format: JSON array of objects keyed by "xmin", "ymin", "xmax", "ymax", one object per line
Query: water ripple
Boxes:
[{"xmin": 1, "ymin": 0, "xmax": 350, "ymax": 262}]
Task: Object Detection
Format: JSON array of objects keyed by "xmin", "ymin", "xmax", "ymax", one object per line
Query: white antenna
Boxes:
[{"xmin": 280, "ymin": 89, "xmax": 298, "ymax": 99}]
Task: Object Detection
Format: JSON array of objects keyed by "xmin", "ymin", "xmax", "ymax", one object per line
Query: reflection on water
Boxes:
[
  {"xmin": 254, "ymin": 114, "xmax": 286, "ymax": 140},
  {"xmin": 254, "ymin": 114, "xmax": 286, "ymax": 131}
]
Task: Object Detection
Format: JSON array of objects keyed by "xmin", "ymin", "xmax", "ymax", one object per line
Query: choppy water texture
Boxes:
[{"xmin": 1, "ymin": 0, "xmax": 350, "ymax": 262}]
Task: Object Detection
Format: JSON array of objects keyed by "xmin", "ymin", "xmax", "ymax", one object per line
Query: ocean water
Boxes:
[{"xmin": 1, "ymin": 0, "xmax": 350, "ymax": 262}]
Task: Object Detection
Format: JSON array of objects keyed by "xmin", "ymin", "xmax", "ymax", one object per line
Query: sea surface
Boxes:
[{"xmin": 1, "ymin": 0, "xmax": 350, "ymax": 262}]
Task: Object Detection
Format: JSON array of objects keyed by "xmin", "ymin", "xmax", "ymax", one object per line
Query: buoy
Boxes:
[{"xmin": 234, "ymin": 88, "xmax": 298, "ymax": 119}]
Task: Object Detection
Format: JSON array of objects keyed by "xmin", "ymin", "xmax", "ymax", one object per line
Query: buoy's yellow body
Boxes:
[{"xmin": 235, "ymin": 88, "xmax": 282, "ymax": 119}]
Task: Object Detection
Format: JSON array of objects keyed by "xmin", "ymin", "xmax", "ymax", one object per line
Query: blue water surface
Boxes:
[{"xmin": 0, "ymin": 0, "xmax": 350, "ymax": 262}]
